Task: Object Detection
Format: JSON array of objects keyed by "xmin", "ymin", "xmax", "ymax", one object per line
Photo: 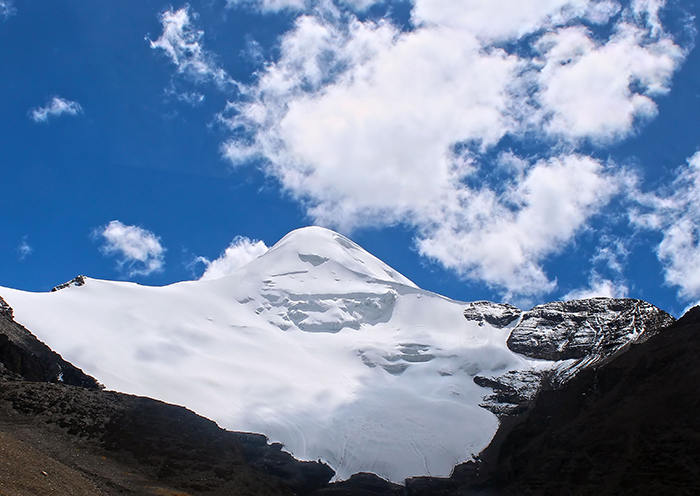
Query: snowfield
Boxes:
[{"xmin": 1, "ymin": 226, "xmax": 543, "ymax": 481}]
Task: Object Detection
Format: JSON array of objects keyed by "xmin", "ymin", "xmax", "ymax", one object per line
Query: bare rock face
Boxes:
[
  {"xmin": 473, "ymin": 370, "xmax": 547, "ymax": 416},
  {"xmin": 463, "ymin": 301, "xmax": 521, "ymax": 328},
  {"xmin": 0, "ymin": 296, "xmax": 13, "ymax": 319},
  {"xmin": 474, "ymin": 297, "xmax": 674, "ymax": 417},
  {"xmin": 506, "ymin": 298, "xmax": 674, "ymax": 362},
  {"xmin": 51, "ymin": 275, "xmax": 86, "ymax": 292}
]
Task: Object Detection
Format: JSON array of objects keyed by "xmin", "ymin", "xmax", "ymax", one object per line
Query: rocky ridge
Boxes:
[
  {"xmin": 50, "ymin": 275, "xmax": 86, "ymax": 292},
  {"xmin": 463, "ymin": 301, "xmax": 521, "ymax": 328},
  {"xmin": 473, "ymin": 297, "xmax": 674, "ymax": 416}
]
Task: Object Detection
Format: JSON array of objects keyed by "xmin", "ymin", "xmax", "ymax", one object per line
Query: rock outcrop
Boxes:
[
  {"xmin": 507, "ymin": 297, "xmax": 674, "ymax": 362},
  {"xmin": 0, "ymin": 296, "xmax": 13, "ymax": 319},
  {"xmin": 473, "ymin": 370, "xmax": 546, "ymax": 416},
  {"xmin": 50, "ymin": 275, "xmax": 86, "ymax": 292},
  {"xmin": 463, "ymin": 301, "xmax": 521, "ymax": 328},
  {"xmin": 474, "ymin": 297, "xmax": 674, "ymax": 416}
]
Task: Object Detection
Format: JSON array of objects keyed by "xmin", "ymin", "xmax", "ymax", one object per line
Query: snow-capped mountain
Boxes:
[{"xmin": 0, "ymin": 226, "xmax": 672, "ymax": 482}]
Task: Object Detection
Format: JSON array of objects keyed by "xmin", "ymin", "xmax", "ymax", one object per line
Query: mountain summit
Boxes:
[
  {"xmin": 243, "ymin": 226, "xmax": 417, "ymax": 288},
  {"xmin": 0, "ymin": 227, "xmax": 672, "ymax": 482}
]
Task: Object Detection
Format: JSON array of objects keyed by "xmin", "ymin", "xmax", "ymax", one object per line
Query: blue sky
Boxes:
[{"xmin": 1, "ymin": 0, "xmax": 699, "ymax": 316}]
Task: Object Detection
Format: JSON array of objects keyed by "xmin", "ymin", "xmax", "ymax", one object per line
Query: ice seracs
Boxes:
[{"xmin": 0, "ymin": 226, "xmax": 674, "ymax": 483}]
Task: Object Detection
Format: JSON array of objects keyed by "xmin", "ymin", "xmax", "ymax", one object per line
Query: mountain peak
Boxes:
[
  {"xmin": 238, "ymin": 226, "xmax": 417, "ymax": 288},
  {"xmin": 272, "ymin": 225, "xmax": 344, "ymax": 244}
]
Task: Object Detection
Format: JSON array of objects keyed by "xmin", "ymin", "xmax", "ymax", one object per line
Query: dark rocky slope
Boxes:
[
  {"xmin": 0, "ymin": 296, "xmax": 99, "ymax": 388},
  {"xmin": 0, "ymin": 296, "xmax": 333, "ymax": 495}
]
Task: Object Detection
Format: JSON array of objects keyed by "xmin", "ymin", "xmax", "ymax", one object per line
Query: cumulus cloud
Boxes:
[
  {"xmin": 29, "ymin": 96, "xmax": 82, "ymax": 123},
  {"xmin": 197, "ymin": 236, "xmax": 268, "ymax": 280},
  {"xmin": 535, "ymin": 22, "xmax": 683, "ymax": 143},
  {"xmin": 633, "ymin": 152, "xmax": 700, "ymax": 301},
  {"xmin": 412, "ymin": 0, "xmax": 621, "ymax": 40},
  {"xmin": 17, "ymin": 237, "xmax": 32, "ymax": 261},
  {"xmin": 216, "ymin": 0, "xmax": 678, "ymax": 295},
  {"xmin": 96, "ymin": 221, "xmax": 166, "ymax": 276},
  {"xmin": 415, "ymin": 155, "xmax": 622, "ymax": 295},
  {"xmin": 152, "ymin": 0, "xmax": 686, "ymax": 296},
  {"xmin": 221, "ymin": 10, "xmax": 520, "ymax": 225},
  {"xmin": 564, "ymin": 274, "xmax": 629, "ymax": 300},
  {"xmin": 149, "ymin": 6, "xmax": 233, "ymax": 90}
]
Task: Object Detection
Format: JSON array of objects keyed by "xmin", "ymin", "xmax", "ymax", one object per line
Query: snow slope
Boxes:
[{"xmin": 0, "ymin": 227, "xmax": 557, "ymax": 480}]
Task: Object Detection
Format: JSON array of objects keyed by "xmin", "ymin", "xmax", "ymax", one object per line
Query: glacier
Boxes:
[{"xmin": 0, "ymin": 226, "xmax": 671, "ymax": 482}]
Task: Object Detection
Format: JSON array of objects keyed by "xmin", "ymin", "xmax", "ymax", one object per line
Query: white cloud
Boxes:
[
  {"xmin": 415, "ymin": 155, "xmax": 621, "ymax": 295},
  {"xmin": 564, "ymin": 274, "xmax": 629, "ymax": 300},
  {"xmin": 197, "ymin": 236, "xmax": 268, "ymax": 280},
  {"xmin": 535, "ymin": 22, "xmax": 683, "ymax": 143},
  {"xmin": 29, "ymin": 96, "xmax": 83, "ymax": 123},
  {"xmin": 592, "ymin": 235, "xmax": 630, "ymax": 274},
  {"xmin": 17, "ymin": 237, "xmax": 32, "ymax": 261},
  {"xmin": 633, "ymin": 152, "xmax": 700, "ymax": 301},
  {"xmin": 96, "ymin": 221, "xmax": 166, "ymax": 277},
  {"xmin": 632, "ymin": 0, "xmax": 666, "ymax": 36},
  {"xmin": 222, "ymin": 12, "xmax": 520, "ymax": 226},
  {"xmin": 657, "ymin": 220, "xmax": 700, "ymax": 299},
  {"xmin": 161, "ymin": 0, "xmax": 686, "ymax": 296},
  {"xmin": 218, "ymin": 3, "xmax": 650, "ymax": 294},
  {"xmin": 0, "ymin": 0, "xmax": 15, "ymax": 19},
  {"xmin": 149, "ymin": 6, "xmax": 233, "ymax": 90},
  {"xmin": 412, "ymin": 0, "xmax": 620, "ymax": 40},
  {"xmin": 165, "ymin": 83, "xmax": 206, "ymax": 106}
]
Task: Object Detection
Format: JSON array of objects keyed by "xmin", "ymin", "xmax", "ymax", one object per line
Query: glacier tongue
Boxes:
[{"xmin": 0, "ymin": 226, "xmax": 673, "ymax": 483}]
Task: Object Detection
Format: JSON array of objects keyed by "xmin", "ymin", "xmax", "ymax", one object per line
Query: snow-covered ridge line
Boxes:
[{"xmin": 0, "ymin": 226, "xmax": 673, "ymax": 483}]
